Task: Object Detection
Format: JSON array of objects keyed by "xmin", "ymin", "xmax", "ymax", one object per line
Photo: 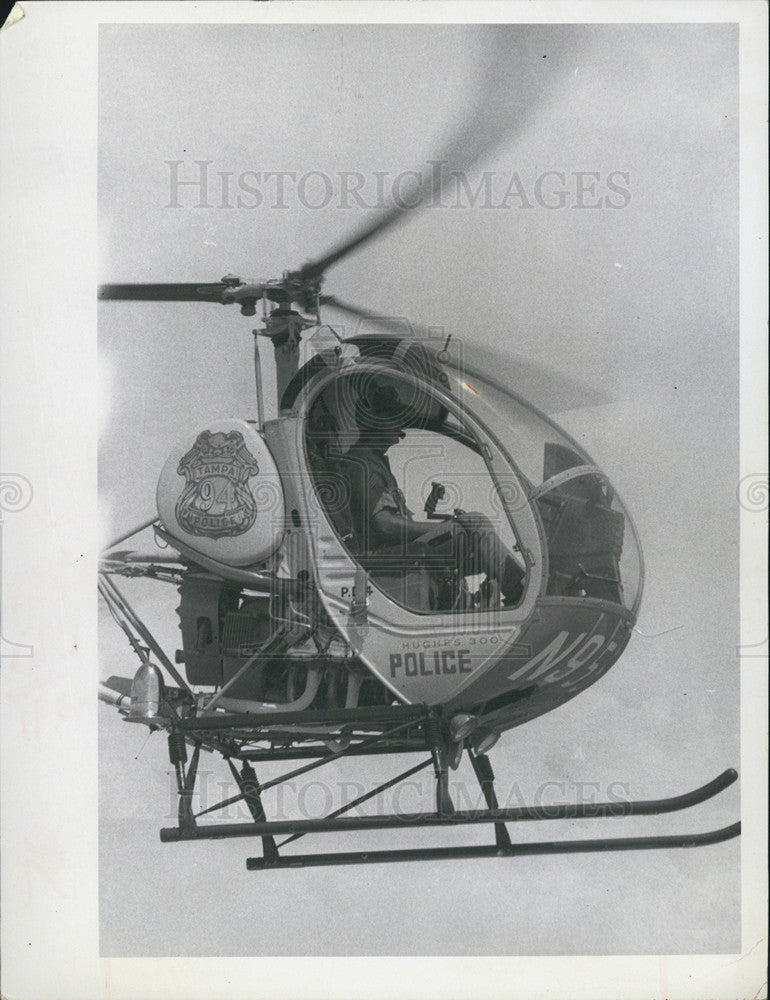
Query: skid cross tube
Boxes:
[
  {"xmin": 236, "ymin": 741, "xmax": 429, "ymax": 761},
  {"xmin": 245, "ymin": 824, "xmax": 742, "ymax": 870},
  {"xmin": 176, "ymin": 704, "xmax": 429, "ymax": 733},
  {"xmin": 159, "ymin": 767, "xmax": 738, "ymax": 842}
]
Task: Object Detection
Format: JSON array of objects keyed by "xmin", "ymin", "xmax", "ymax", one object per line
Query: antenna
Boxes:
[{"xmin": 252, "ymin": 330, "xmax": 265, "ymax": 430}]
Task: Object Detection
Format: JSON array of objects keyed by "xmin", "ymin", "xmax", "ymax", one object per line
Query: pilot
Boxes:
[{"xmin": 344, "ymin": 383, "xmax": 525, "ymax": 607}]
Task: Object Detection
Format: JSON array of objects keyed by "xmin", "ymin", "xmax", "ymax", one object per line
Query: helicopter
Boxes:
[
  {"xmin": 98, "ymin": 275, "xmax": 741, "ymax": 870},
  {"xmin": 97, "ymin": 42, "xmax": 740, "ymax": 874}
]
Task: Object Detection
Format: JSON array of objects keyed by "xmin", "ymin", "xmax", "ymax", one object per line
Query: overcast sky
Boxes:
[{"xmin": 97, "ymin": 22, "xmax": 740, "ymax": 957}]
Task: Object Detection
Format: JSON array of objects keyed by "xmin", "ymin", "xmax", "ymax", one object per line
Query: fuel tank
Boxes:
[{"xmin": 156, "ymin": 418, "xmax": 285, "ymax": 567}]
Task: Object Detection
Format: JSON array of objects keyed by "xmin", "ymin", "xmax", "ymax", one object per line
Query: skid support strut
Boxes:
[
  {"xmin": 426, "ymin": 710, "xmax": 455, "ymax": 815},
  {"xmin": 176, "ymin": 740, "xmax": 200, "ymax": 836},
  {"xmin": 229, "ymin": 760, "xmax": 278, "ymax": 862},
  {"xmin": 469, "ymin": 751, "xmax": 512, "ymax": 850}
]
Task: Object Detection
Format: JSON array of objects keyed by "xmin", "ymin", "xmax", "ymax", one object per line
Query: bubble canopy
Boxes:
[{"xmin": 293, "ymin": 336, "xmax": 643, "ymax": 617}]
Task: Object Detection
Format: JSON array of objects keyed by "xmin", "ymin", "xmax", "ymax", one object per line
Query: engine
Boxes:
[{"xmin": 174, "ymin": 572, "xmax": 391, "ymax": 711}]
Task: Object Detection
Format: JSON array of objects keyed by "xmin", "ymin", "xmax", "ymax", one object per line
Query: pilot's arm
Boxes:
[
  {"xmin": 349, "ymin": 445, "xmax": 455, "ymax": 550},
  {"xmin": 368, "ymin": 463, "xmax": 443, "ymax": 548},
  {"xmin": 371, "ymin": 506, "xmax": 436, "ymax": 546}
]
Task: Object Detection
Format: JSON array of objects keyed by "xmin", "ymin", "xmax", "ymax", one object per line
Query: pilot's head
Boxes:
[{"xmin": 354, "ymin": 383, "xmax": 409, "ymax": 451}]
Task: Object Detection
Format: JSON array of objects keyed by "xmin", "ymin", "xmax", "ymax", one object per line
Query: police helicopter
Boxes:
[{"xmin": 97, "ymin": 107, "xmax": 740, "ymax": 875}]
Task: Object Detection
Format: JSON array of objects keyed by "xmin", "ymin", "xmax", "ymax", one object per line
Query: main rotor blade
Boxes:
[
  {"xmin": 460, "ymin": 342, "xmax": 612, "ymax": 412},
  {"xmin": 319, "ymin": 295, "xmax": 425, "ymax": 332},
  {"xmin": 299, "ymin": 26, "xmax": 587, "ymax": 281},
  {"xmin": 320, "ymin": 296, "xmax": 610, "ymax": 413},
  {"xmin": 98, "ymin": 282, "xmax": 229, "ymax": 303},
  {"xmin": 299, "ymin": 204, "xmax": 416, "ymax": 281}
]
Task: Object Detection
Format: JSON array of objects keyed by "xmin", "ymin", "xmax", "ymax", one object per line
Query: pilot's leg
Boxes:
[{"xmin": 458, "ymin": 513, "xmax": 525, "ymax": 606}]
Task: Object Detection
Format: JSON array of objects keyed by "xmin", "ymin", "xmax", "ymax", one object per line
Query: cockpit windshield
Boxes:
[{"xmin": 439, "ymin": 355, "xmax": 643, "ymax": 613}]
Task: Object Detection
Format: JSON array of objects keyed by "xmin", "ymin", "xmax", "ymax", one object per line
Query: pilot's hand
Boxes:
[{"xmin": 373, "ymin": 508, "xmax": 434, "ymax": 546}]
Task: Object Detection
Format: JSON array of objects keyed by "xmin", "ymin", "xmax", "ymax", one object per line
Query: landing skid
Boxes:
[
  {"xmin": 153, "ymin": 702, "xmax": 740, "ymax": 870},
  {"xmin": 245, "ymin": 825, "xmax": 741, "ymax": 871}
]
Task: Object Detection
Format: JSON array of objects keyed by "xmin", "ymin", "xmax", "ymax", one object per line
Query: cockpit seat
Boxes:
[
  {"xmin": 306, "ymin": 414, "xmax": 361, "ymax": 551},
  {"xmin": 542, "ymin": 492, "xmax": 625, "ymax": 603}
]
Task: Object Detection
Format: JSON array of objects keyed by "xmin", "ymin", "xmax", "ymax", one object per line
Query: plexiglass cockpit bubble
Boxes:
[{"xmin": 295, "ymin": 336, "xmax": 642, "ymax": 621}]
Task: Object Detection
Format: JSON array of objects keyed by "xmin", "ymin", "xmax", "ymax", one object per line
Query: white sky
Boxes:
[{"xmin": 96, "ymin": 21, "xmax": 741, "ymax": 958}]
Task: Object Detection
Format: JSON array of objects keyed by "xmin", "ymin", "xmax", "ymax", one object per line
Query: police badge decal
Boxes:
[{"xmin": 175, "ymin": 430, "xmax": 259, "ymax": 538}]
